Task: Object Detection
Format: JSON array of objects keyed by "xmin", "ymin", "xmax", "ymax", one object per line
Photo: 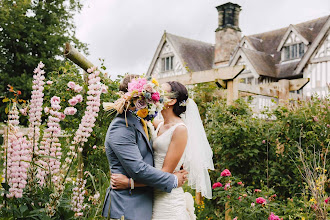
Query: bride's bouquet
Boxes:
[{"xmin": 104, "ymin": 76, "xmax": 165, "ymax": 121}]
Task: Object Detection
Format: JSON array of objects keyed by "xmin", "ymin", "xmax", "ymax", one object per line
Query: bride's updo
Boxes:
[{"xmin": 167, "ymin": 81, "xmax": 188, "ymax": 117}]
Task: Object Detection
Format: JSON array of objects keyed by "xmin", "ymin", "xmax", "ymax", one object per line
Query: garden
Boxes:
[{"xmin": 0, "ymin": 64, "xmax": 329, "ymax": 219}]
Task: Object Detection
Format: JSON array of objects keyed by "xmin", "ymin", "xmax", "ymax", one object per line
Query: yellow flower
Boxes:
[
  {"xmin": 151, "ymin": 78, "xmax": 159, "ymax": 86},
  {"xmin": 137, "ymin": 109, "xmax": 148, "ymax": 118}
]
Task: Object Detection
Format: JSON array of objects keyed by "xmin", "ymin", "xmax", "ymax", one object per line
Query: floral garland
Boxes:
[{"xmin": 104, "ymin": 76, "xmax": 165, "ymax": 121}]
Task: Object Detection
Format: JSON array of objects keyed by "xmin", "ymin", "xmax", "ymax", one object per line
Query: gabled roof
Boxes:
[
  {"xmin": 233, "ymin": 15, "xmax": 330, "ymax": 78},
  {"xmin": 147, "ymin": 32, "xmax": 214, "ymax": 76},
  {"xmin": 241, "ymin": 48, "xmax": 277, "ymax": 78},
  {"xmin": 276, "ymin": 24, "xmax": 309, "ymax": 51},
  {"xmin": 166, "ymin": 33, "xmax": 214, "ymax": 72}
]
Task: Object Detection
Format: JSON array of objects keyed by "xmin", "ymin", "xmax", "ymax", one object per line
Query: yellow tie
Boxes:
[{"xmin": 140, "ymin": 118, "xmax": 149, "ymax": 140}]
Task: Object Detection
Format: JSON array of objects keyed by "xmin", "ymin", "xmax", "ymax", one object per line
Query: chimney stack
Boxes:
[{"xmin": 214, "ymin": 2, "xmax": 242, "ymax": 67}]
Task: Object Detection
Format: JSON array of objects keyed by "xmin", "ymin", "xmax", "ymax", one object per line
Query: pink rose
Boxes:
[
  {"xmin": 68, "ymin": 98, "xmax": 78, "ymax": 106},
  {"xmin": 60, "ymin": 113, "xmax": 66, "ymax": 120},
  {"xmin": 224, "ymin": 183, "xmax": 230, "ymax": 190},
  {"xmin": 151, "ymin": 92, "xmax": 160, "ymax": 101},
  {"xmin": 256, "ymin": 197, "xmax": 266, "ymax": 204},
  {"xmin": 51, "ymin": 96, "xmax": 60, "ymax": 104},
  {"xmin": 221, "ymin": 169, "xmax": 231, "ymax": 177},
  {"xmin": 75, "ymin": 95, "xmax": 83, "ymax": 103},
  {"xmin": 74, "ymin": 85, "xmax": 83, "ymax": 93},
  {"xmin": 212, "ymin": 182, "xmax": 222, "ymax": 189},
  {"xmin": 64, "ymin": 107, "xmax": 77, "ymax": 115},
  {"xmin": 237, "ymin": 182, "xmax": 242, "ymax": 185},
  {"xmin": 268, "ymin": 212, "xmax": 282, "ymax": 220},
  {"xmin": 67, "ymin": 81, "xmax": 76, "ymax": 89}
]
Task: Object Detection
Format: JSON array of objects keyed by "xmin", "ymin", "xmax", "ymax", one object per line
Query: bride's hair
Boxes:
[{"xmin": 167, "ymin": 81, "xmax": 188, "ymax": 117}]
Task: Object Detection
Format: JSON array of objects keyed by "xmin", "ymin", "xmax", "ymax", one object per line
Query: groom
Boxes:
[{"xmin": 102, "ymin": 75, "xmax": 188, "ymax": 220}]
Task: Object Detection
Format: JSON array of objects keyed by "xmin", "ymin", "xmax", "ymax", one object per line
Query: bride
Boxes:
[{"xmin": 111, "ymin": 81, "xmax": 214, "ymax": 220}]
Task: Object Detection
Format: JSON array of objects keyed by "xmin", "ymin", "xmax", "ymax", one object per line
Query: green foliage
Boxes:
[
  {"xmin": 0, "ymin": 0, "xmax": 87, "ymax": 122},
  {"xmin": 190, "ymin": 83, "xmax": 330, "ymax": 219}
]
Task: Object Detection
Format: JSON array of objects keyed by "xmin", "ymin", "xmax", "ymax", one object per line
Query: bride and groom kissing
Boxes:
[{"xmin": 101, "ymin": 75, "xmax": 214, "ymax": 220}]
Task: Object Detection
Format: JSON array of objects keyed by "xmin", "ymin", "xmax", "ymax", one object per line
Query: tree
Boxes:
[{"xmin": 0, "ymin": 0, "xmax": 88, "ymax": 121}]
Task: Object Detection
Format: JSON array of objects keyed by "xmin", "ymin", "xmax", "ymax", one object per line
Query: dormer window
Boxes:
[
  {"xmin": 283, "ymin": 43, "xmax": 305, "ymax": 61},
  {"xmin": 162, "ymin": 56, "xmax": 174, "ymax": 72}
]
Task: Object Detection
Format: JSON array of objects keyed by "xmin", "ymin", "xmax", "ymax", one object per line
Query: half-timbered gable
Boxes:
[{"xmin": 147, "ymin": 32, "xmax": 214, "ymax": 79}]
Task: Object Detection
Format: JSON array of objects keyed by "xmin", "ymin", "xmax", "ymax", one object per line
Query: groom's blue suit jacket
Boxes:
[{"xmin": 102, "ymin": 112, "xmax": 176, "ymax": 220}]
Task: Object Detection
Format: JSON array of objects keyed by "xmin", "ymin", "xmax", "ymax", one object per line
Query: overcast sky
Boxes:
[{"xmin": 74, "ymin": 0, "xmax": 330, "ymax": 79}]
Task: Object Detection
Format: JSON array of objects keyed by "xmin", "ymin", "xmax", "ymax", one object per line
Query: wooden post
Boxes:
[
  {"xmin": 64, "ymin": 43, "xmax": 95, "ymax": 72},
  {"xmin": 196, "ymin": 191, "xmax": 202, "ymax": 205},
  {"xmin": 226, "ymin": 78, "xmax": 238, "ymax": 105},
  {"xmin": 278, "ymin": 79, "xmax": 290, "ymax": 105}
]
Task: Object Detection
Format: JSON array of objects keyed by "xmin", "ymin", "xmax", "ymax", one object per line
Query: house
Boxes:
[{"xmin": 146, "ymin": 2, "xmax": 330, "ymax": 110}]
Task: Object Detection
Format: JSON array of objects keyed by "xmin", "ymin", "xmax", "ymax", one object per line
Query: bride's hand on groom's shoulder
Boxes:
[{"xmin": 174, "ymin": 170, "xmax": 188, "ymax": 187}]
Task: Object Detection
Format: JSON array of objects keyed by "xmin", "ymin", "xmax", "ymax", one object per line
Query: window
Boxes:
[
  {"xmin": 162, "ymin": 56, "xmax": 174, "ymax": 72},
  {"xmin": 283, "ymin": 43, "xmax": 305, "ymax": 60}
]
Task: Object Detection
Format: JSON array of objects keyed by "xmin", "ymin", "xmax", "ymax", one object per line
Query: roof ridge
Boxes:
[
  {"xmin": 166, "ymin": 32, "xmax": 214, "ymax": 46},
  {"xmin": 248, "ymin": 15, "xmax": 329, "ymax": 38}
]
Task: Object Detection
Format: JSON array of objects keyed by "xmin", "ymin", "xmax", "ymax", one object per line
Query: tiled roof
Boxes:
[{"xmin": 166, "ymin": 33, "xmax": 214, "ymax": 72}]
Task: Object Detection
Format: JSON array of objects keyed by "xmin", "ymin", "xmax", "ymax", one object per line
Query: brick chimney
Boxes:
[{"xmin": 214, "ymin": 2, "xmax": 242, "ymax": 67}]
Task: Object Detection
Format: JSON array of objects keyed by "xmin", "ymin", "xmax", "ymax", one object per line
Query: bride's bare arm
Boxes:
[
  {"xmin": 161, "ymin": 125, "xmax": 188, "ymax": 173},
  {"xmin": 111, "ymin": 125, "xmax": 188, "ymax": 189}
]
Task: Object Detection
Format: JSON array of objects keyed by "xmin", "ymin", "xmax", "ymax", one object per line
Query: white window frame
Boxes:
[{"xmin": 161, "ymin": 56, "xmax": 174, "ymax": 72}]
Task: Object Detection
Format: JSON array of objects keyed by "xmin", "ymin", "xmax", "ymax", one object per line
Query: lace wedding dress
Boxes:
[{"xmin": 151, "ymin": 122, "xmax": 196, "ymax": 220}]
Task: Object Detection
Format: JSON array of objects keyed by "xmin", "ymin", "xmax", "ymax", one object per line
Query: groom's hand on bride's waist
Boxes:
[{"xmin": 174, "ymin": 170, "xmax": 188, "ymax": 187}]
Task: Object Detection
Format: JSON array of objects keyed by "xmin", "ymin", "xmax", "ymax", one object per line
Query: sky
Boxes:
[{"xmin": 74, "ymin": 0, "xmax": 330, "ymax": 79}]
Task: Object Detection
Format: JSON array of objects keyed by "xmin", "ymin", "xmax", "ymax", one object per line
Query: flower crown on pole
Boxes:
[{"xmin": 103, "ymin": 76, "xmax": 165, "ymax": 123}]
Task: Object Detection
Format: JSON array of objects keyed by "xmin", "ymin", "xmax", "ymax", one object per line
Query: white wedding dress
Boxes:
[{"xmin": 151, "ymin": 122, "xmax": 196, "ymax": 220}]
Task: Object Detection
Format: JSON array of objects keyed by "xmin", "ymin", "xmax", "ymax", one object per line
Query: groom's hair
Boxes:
[{"xmin": 119, "ymin": 74, "xmax": 139, "ymax": 92}]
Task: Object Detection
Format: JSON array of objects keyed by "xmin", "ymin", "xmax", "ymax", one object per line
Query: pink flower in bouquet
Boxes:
[
  {"xmin": 325, "ymin": 197, "xmax": 329, "ymax": 204},
  {"xmin": 268, "ymin": 212, "xmax": 282, "ymax": 220},
  {"xmin": 221, "ymin": 169, "xmax": 231, "ymax": 177},
  {"xmin": 212, "ymin": 182, "xmax": 222, "ymax": 189},
  {"xmin": 128, "ymin": 78, "xmax": 147, "ymax": 92},
  {"xmin": 152, "ymin": 92, "xmax": 160, "ymax": 101},
  {"xmin": 144, "ymin": 83, "xmax": 154, "ymax": 93},
  {"xmin": 69, "ymin": 98, "xmax": 78, "ymax": 106},
  {"xmin": 64, "ymin": 107, "xmax": 77, "ymax": 115},
  {"xmin": 256, "ymin": 197, "xmax": 266, "ymax": 204},
  {"xmin": 68, "ymin": 81, "xmax": 76, "ymax": 89}
]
